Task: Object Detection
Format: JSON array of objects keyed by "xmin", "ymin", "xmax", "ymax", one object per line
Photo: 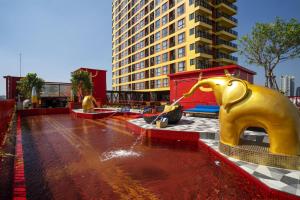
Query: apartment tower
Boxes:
[{"xmin": 112, "ymin": 0, "xmax": 237, "ymax": 100}]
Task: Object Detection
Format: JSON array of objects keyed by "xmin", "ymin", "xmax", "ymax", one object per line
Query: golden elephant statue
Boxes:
[
  {"xmin": 82, "ymin": 95, "xmax": 97, "ymax": 113},
  {"xmin": 184, "ymin": 72, "xmax": 300, "ymax": 156}
]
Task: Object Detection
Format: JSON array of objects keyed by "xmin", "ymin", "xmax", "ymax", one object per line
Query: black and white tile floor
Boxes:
[{"xmin": 128, "ymin": 116, "xmax": 300, "ymax": 196}]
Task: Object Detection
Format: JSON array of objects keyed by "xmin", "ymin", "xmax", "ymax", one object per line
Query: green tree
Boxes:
[
  {"xmin": 239, "ymin": 17, "xmax": 300, "ymax": 90},
  {"xmin": 71, "ymin": 71, "xmax": 93, "ymax": 99},
  {"xmin": 17, "ymin": 73, "xmax": 45, "ymax": 99}
]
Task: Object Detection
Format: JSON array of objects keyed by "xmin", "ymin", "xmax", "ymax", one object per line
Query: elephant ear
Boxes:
[{"xmin": 222, "ymin": 79, "xmax": 248, "ymax": 109}]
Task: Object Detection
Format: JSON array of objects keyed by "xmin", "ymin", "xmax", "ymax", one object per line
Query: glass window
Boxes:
[
  {"xmin": 155, "ymin": 32, "xmax": 161, "ymax": 41},
  {"xmin": 189, "ymin": 28, "xmax": 195, "ymax": 35},
  {"xmin": 155, "ymin": 0, "xmax": 160, "ymax": 6},
  {"xmin": 155, "ymin": 55, "xmax": 161, "ymax": 64},
  {"xmin": 177, "ymin": 4, "xmax": 185, "ymax": 16},
  {"xmin": 190, "ymin": 59, "xmax": 195, "ymax": 65},
  {"xmin": 163, "ymin": 78, "xmax": 169, "ymax": 87},
  {"xmin": 178, "ymin": 32, "xmax": 185, "ymax": 44},
  {"xmin": 178, "ymin": 61, "xmax": 185, "ymax": 72},
  {"xmin": 155, "ymin": 8, "xmax": 160, "ymax": 17},
  {"xmin": 155, "ymin": 44, "xmax": 161, "ymax": 52},
  {"xmin": 162, "ymin": 28, "xmax": 168, "ymax": 37},
  {"xmin": 162, "ymin": 3, "xmax": 168, "ymax": 13},
  {"xmin": 162, "ymin": 15, "xmax": 168, "ymax": 25},
  {"xmin": 177, "ymin": 19, "xmax": 185, "ymax": 30},
  {"xmin": 155, "ymin": 67, "xmax": 161, "ymax": 76},
  {"xmin": 162, "ymin": 53, "xmax": 168, "ymax": 62},
  {"xmin": 155, "ymin": 79, "xmax": 161, "ymax": 88},
  {"xmin": 162, "ymin": 40, "xmax": 168, "ymax": 49},
  {"xmin": 155, "ymin": 19, "xmax": 160, "ymax": 29},
  {"xmin": 190, "ymin": 43, "xmax": 195, "ymax": 50},
  {"xmin": 178, "ymin": 47, "xmax": 185, "ymax": 58},
  {"xmin": 162, "ymin": 65, "xmax": 168, "ymax": 74}
]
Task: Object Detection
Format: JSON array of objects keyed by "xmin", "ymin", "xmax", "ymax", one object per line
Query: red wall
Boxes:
[
  {"xmin": 4, "ymin": 76, "xmax": 21, "ymax": 100},
  {"xmin": 77, "ymin": 68, "xmax": 107, "ymax": 105},
  {"xmin": 0, "ymin": 100, "xmax": 15, "ymax": 146},
  {"xmin": 169, "ymin": 65, "xmax": 256, "ymax": 109}
]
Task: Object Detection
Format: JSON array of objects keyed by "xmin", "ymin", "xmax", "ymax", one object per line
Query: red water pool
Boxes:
[{"xmin": 20, "ymin": 114, "xmax": 294, "ymax": 199}]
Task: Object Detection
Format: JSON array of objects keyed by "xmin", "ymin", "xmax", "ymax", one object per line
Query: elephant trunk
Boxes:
[{"xmin": 183, "ymin": 79, "xmax": 213, "ymax": 98}]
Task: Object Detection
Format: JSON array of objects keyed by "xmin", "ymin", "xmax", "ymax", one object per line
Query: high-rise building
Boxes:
[
  {"xmin": 280, "ymin": 75, "xmax": 295, "ymax": 96},
  {"xmin": 112, "ymin": 0, "xmax": 238, "ymax": 99},
  {"xmin": 295, "ymin": 86, "xmax": 300, "ymax": 96}
]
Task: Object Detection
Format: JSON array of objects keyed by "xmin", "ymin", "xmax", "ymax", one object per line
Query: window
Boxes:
[
  {"xmin": 162, "ymin": 15, "xmax": 168, "ymax": 25},
  {"xmin": 177, "ymin": 4, "xmax": 185, "ymax": 16},
  {"xmin": 162, "ymin": 53, "xmax": 168, "ymax": 62},
  {"xmin": 178, "ymin": 47, "xmax": 185, "ymax": 58},
  {"xmin": 155, "ymin": 67, "xmax": 161, "ymax": 76},
  {"xmin": 162, "ymin": 65, "xmax": 168, "ymax": 74},
  {"xmin": 155, "ymin": 32, "xmax": 161, "ymax": 41},
  {"xmin": 189, "ymin": 0, "xmax": 194, "ymax": 5},
  {"xmin": 162, "ymin": 3, "xmax": 168, "ymax": 13},
  {"xmin": 189, "ymin": 28, "xmax": 195, "ymax": 35},
  {"xmin": 155, "ymin": 79, "xmax": 161, "ymax": 88},
  {"xmin": 162, "ymin": 40, "xmax": 168, "ymax": 49},
  {"xmin": 155, "ymin": 8, "xmax": 160, "ymax": 17},
  {"xmin": 178, "ymin": 32, "xmax": 185, "ymax": 44},
  {"xmin": 162, "ymin": 28, "xmax": 168, "ymax": 37},
  {"xmin": 155, "ymin": 0, "xmax": 160, "ymax": 6},
  {"xmin": 178, "ymin": 61, "xmax": 185, "ymax": 72},
  {"xmin": 189, "ymin": 13, "xmax": 194, "ymax": 20},
  {"xmin": 155, "ymin": 55, "xmax": 161, "ymax": 64},
  {"xmin": 177, "ymin": 19, "xmax": 185, "ymax": 30},
  {"xmin": 155, "ymin": 19, "xmax": 160, "ymax": 29},
  {"xmin": 190, "ymin": 43, "xmax": 195, "ymax": 50},
  {"xmin": 163, "ymin": 78, "xmax": 169, "ymax": 87},
  {"xmin": 190, "ymin": 59, "xmax": 195, "ymax": 65},
  {"xmin": 155, "ymin": 44, "xmax": 161, "ymax": 52}
]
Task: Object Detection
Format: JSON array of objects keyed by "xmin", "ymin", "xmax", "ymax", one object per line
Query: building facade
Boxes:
[
  {"xmin": 280, "ymin": 75, "xmax": 295, "ymax": 96},
  {"xmin": 112, "ymin": 0, "xmax": 237, "ymax": 99}
]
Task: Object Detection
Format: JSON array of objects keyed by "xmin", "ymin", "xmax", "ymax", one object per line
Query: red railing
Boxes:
[{"xmin": 0, "ymin": 100, "xmax": 15, "ymax": 146}]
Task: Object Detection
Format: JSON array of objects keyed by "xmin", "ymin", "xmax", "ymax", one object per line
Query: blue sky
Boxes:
[{"xmin": 0, "ymin": 0, "xmax": 300, "ymax": 95}]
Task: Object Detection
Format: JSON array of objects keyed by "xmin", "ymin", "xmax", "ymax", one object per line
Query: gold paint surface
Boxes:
[
  {"xmin": 82, "ymin": 95, "xmax": 97, "ymax": 113},
  {"xmin": 184, "ymin": 75, "xmax": 300, "ymax": 156}
]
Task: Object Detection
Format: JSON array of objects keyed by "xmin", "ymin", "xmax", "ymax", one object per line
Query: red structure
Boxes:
[
  {"xmin": 74, "ymin": 68, "xmax": 107, "ymax": 105},
  {"xmin": 3, "ymin": 76, "xmax": 21, "ymax": 100},
  {"xmin": 169, "ymin": 65, "xmax": 256, "ymax": 109}
]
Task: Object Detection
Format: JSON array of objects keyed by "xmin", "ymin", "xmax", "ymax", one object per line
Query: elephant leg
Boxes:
[
  {"xmin": 219, "ymin": 120, "xmax": 243, "ymax": 147},
  {"xmin": 268, "ymin": 127, "xmax": 300, "ymax": 155}
]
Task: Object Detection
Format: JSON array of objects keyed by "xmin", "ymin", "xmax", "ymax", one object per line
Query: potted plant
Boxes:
[{"xmin": 17, "ymin": 73, "xmax": 45, "ymax": 108}]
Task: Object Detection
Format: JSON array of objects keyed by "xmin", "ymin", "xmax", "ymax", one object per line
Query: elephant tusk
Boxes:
[{"xmin": 200, "ymin": 87, "xmax": 213, "ymax": 92}]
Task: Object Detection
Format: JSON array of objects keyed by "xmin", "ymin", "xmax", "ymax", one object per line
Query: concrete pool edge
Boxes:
[{"xmin": 126, "ymin": 120, "xmax": 300, "ymax": 199}]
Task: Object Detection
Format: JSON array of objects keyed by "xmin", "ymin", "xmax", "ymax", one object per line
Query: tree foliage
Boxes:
[
  {"xmin": 17, "ymin": 73, "xmax": 45, "ymax": 99},
  {"xmin": 239, "ymin": 17, "xmax": 300, "ymax": 89},
  {"xmin": 71, "ymin": 71, "xmax": 93, "ymax": 97}
]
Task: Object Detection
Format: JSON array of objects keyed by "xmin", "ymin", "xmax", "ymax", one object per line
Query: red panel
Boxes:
[
  {"xmin": 77, "ymin": 68, "xmax": 107, "ymax": 105},
  {"xmin": 169, "ymin": 65, "xmax": 256, "ymax": 109},
  {"xmin": 0, "ymin": 100, "xmax": 15, "ymax": 146}
]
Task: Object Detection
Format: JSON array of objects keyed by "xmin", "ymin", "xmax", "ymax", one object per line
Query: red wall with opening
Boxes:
[
  {"xmin": 169, "ymin": 65, "xmax": 256, "ymax": 109},
  {"xmin": 76, "ymin": 68, "xmax": 107, "ymax": 105}
]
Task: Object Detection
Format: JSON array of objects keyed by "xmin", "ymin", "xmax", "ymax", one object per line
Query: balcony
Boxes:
[
  {"xmin": 196, "ymin": 60, "xmax": 213, "ymax": 69},
  {"xmin": 216, "ymin": 38, "xmax": 237, "ymax": 52},
  {"xmin": 216, "ymin": 52, "xmax": 238, "ymax": 64},
  {"xmin": 195, "ymin": 31, "xmax": 212, "ymax": 44},
  {"xmin": 215, "ymin": 0, "xmax": 237, "ymax": 15},
  {"xmin": 216, "ymin": 26, "xmax": 237, "ymax": 40},
  {"xmin": 195, "ymin": 46, "xmax": 213, "ymax": 59},
  {"xmin": 216, "ymin": 12, "xmax": 237, "ymax": 28},
  {"xmin": 195, "ymin": 0, "xmax": 212, "ymax": 15},
  {"xmin": 195, "ymin": 15, "xmax": 212, "ymax": 29}
]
